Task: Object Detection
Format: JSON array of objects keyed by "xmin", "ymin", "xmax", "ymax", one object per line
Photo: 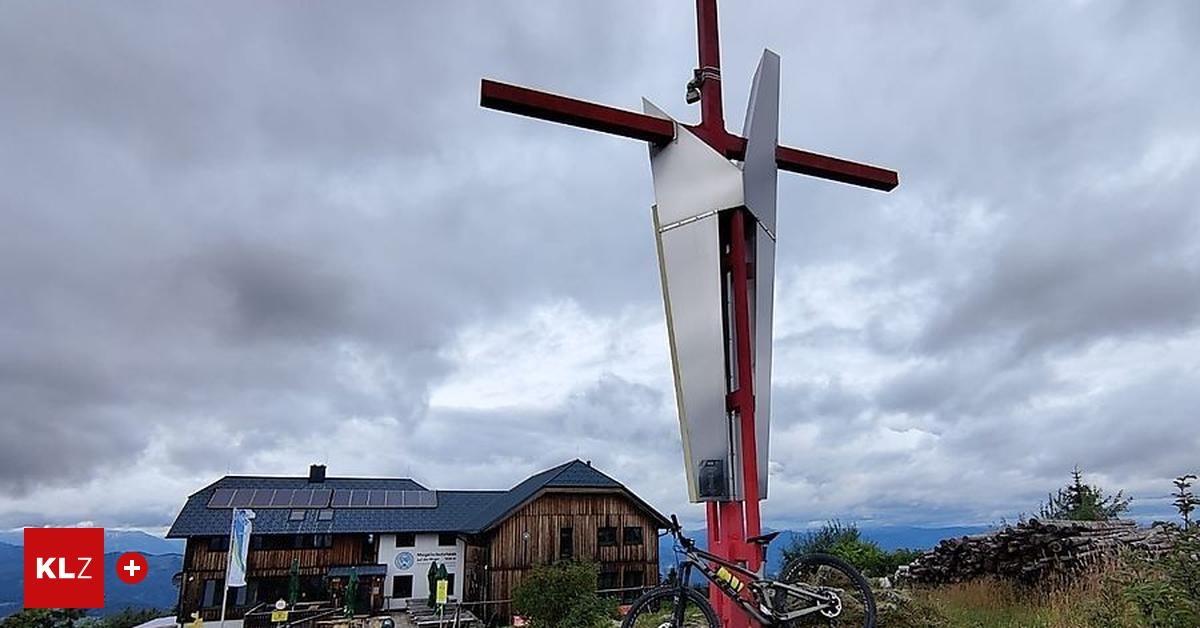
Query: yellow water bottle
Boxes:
[{"xmin": 716, "ymin": 566, "xmax": 744, "ymax": 592}]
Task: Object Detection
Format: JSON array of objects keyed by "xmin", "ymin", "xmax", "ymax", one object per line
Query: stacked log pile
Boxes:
[{"xmin": 901, "ymin": 519, "xmax": 1176, "ymax": 584}]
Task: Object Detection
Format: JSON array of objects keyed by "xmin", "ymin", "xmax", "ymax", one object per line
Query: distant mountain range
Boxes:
[
  {"xmin": 659, "ymin": 524, "xmax": 990, "ymax": 578},
  {"xmin": 0, "ymin": 529, "xmax": 184, "ymax": 555},
  {"xmin": 0, "ymin": 540, "xmax": 182, "ymax": 618}
]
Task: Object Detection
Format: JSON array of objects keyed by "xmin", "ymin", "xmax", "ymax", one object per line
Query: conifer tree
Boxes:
[{"xmin": 1038, "ymin": 466, "xmax": 1130, "ymax": 521}]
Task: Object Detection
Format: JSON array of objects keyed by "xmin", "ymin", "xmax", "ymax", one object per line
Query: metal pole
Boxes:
[
  {"xmin": 704, "ymin": 503, "xmax": 724, "ymax": 623},
  {"xmin": 729, "ymin": 209, "xmax": 763, "ymax": 556},
  {"xmin": 695, "ymin": 0, "xmax": 725, "ymax": 136},
  {"xmin": 219, "ymin": 518, "xmax": 235, "ymax": 628},
  {"xmin": 218, "ymin": 585, "xmax": 229, "ymax": 628}
]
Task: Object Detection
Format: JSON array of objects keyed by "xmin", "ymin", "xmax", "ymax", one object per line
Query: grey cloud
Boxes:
[
  {"xmin": 876, "ymin": 357, "xmax": 1057, "ymax": 420},
  {"xmin": 772, "ymin": 378, "xmax": 871, "ymax": 428},
  {"xmin": 920, "ymin": 198, "xmax": 1200, "ymax": 358}
]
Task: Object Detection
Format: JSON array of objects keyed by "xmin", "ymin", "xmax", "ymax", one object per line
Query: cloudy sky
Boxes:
[{"xmin": 1, "ymin": 1, "xmax": 1197, "ymax": 534}]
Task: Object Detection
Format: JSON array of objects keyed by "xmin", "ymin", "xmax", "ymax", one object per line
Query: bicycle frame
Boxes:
[{"xmin": 671, "ymin": 543, "xmax": 839, "ymax": 625}]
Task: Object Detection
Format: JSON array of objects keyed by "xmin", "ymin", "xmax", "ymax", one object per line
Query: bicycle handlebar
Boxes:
[{"xmin": 668, "ymin": 514, "xmax": 695, "ymax": 550}]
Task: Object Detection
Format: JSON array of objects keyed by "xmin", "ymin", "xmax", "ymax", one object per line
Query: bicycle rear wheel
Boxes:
[
  {"xmin": 777, "ymin": 553, "xmax": 876, "ymax": 628},
  {"xmin": 621, "ymin": 586, "xmax": 720, "ymax": 628}
]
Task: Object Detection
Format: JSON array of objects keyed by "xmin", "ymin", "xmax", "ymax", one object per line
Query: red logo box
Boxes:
[{"xmin": 24, "ymin": 528, "xmax": 105, "ymax": 609}]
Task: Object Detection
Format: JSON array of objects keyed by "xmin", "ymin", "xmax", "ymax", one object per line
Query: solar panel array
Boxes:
[
  {"xmin": 330, "ymin": 489, "xmax": 437, "ymax": 508},
  {"xmin": 206, "ymin": 487, "xmax": 436, "ymax": 509}
]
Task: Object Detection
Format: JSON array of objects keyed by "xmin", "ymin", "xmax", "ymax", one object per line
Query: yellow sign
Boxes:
[
  {"xmin": 435, "ymin": 579, "xmax": 448, "ymax": 605},
  {"xmin": 271, "ymin": 610, "xmax": 289, "ymax": 623}
]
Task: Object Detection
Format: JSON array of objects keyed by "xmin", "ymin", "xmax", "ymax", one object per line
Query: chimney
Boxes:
[{"xmin": 309, "ymin": 464, "xmax": 326, "ymax": 483}]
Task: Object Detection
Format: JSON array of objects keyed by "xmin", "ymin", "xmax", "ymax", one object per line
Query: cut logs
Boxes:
[{"xmin": 900, "ymin": 519, "xmax": 1177, "ymax": 585}]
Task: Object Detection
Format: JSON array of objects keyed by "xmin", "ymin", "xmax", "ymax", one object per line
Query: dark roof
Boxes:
[
  {"xmin": 467, "ymin": 459, "xmax": 668, "ymax": 531},
  {"xmin": 167, "ymin": 459, "xmax": 667, "ymax": 538}
]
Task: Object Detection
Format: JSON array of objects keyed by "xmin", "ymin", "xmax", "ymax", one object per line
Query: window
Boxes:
[
  {"xmin": 443, "ymin": 573, "xmax": 456, "ymax": 596},
  {"xmin": 559, "ymin": 527, "xmax": 574, "ymax": 560},
  {"xmin": 597, "ymin": 527, "xmax": 618, "ymax": 547},
  {"xmin": 252, "ymin": 534, "xmax": 332, "ymax": 550},
  {"xmin": 207, "ymin": 536, "xmax": 229, "ymax": 552},
  {"xmin": 289, "ymin": 510, "xmax": 306, "ymax": 521},
  {"xmin": 234, "ymin": 581, "xmax": 257, "ymax": 606},
  {"xmin": 622, "ymin": 568, "xmax": 645, "ymax": 602},
  {"xmin": 598, "ymin": 569, "xmax": 619, "ymax": 592},
  {"xmin": 438, "ymin": 533, "xmax": 457, "ymax": 547},
  {"xmin": 623, "ymin": 526, "xmax": 643, "ymax": 546},
  {"xmin": 392, "ymin": 575, "xmax": 413, "ymax": 598},
  {"xmin": 360, "ymin": 534, "xmax": 375, "ymax": 562},
  {"xmin": 317, "ymin": 509, "xmax": 335, "ymax": 521},
  {"xmin": 202, "ymin": 579, "xmax": 221, "ymax": 607},
  {"xmin": 252, "ymin": 535, "xmax": 294, "ymax": 550},
  {"xmin": 396, "ymin": 533, "xmax": 416, "ymax": 547}
]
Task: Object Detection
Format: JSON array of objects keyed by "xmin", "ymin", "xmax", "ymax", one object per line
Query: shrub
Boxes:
[
  {"xmin": 782, "ymin": 520, "xmax": 922, "ymax": 578},
  {"xmin": 512, "ymin": 561, "xmax": 614, "ymax": 628},
  {"xmin": 1, "ymin": 609, "xmax": 87, "ymax": 628}
]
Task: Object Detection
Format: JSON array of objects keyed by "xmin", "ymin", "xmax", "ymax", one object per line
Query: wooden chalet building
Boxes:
[{"xmin": 167, "ymin": 459, "xmax": 668, "ymax": 620}]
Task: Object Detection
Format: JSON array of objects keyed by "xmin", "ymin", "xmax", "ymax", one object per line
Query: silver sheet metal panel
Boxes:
[
  {"xmin": 643, "ymin": 99, "xmax": 744, "ymax": 226},
  {"xmin": 751, "ymin": 226, "xmax": 775, "ymax": 497},
  {"xmin": 653, "ymin": 209, "xmax": 732, "ymax": 502},
  {"xmin": 741, "ymin": 50, "xmax": 781, "ymax": 236},
  {"xmin": 645, "ymin": 104, "xmax": 741, "ymax": 503},
  {"xmin": 742, "ymin": 50, "xmax": 780, "ymax": 498}
]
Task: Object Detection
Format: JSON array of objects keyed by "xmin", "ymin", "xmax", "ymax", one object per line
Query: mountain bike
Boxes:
[{"xmin": 622, "ymin": 515, "xmax": 876, "ymax": 627}]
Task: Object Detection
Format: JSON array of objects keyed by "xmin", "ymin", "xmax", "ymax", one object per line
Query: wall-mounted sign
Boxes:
[
  {"xmin": 415, "ymin": 550, "xmax": 457, "ymax": 564},
  {"xmin": 394, "ymin": 551, "xmax": 414, "ymax": 570}
]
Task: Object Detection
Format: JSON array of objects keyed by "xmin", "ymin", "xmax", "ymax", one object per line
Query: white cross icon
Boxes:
[{"xmin": 123, "ymin": 560, "xmax": 141, "ymax": 577}]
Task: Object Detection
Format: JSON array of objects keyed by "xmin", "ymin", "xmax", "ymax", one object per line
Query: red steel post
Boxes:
[{"xmin": 729, "ymin": 209, "xmax": 762, "ymax": 550}]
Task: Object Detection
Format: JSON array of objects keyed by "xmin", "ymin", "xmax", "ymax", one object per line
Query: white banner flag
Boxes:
[{"xmin": 226, "ymin": 508, "xmax": 255, "ymax": 588}]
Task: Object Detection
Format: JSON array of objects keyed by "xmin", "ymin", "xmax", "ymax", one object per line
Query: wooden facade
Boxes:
[
  {"xmin": 472, "ymin": 488, "xmax": 662, "ymax": 613},
  {"xmin": 179, "ymin": 534, "xmax": 382, "ymax": 621}
]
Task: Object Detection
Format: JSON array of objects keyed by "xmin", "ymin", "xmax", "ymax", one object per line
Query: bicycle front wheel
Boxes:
[
  {"xmin": 621, "ymin": 586, "xmax": 720, "ymax": 628},
  {"xmin": 777, "ymin": 553, "xmax": 876, "ymax": 628}
]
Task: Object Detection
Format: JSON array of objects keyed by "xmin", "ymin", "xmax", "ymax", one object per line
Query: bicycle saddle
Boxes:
[{"xmin": 746, "ymin": 531, "xmax": 781, "ymax": 546}]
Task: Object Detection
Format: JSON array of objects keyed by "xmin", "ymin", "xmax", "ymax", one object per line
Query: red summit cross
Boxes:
[{"xmin": 480, "ymin": 2, "xmax": 896, "ymax": 627}]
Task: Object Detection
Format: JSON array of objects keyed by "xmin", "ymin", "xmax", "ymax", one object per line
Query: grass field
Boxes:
[{"xmin": 915, "ymin": 579, "xmax": 1081, "ymax": 628}]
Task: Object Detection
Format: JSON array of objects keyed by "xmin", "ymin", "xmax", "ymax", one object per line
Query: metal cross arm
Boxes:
[{"xmin": 479, "ymin": 78, "xmax": 898, "ymax": 192}]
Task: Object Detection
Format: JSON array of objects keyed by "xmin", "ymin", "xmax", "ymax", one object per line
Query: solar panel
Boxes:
[
  {"xmin": 291, "ymin": 490, "xmax": 304, "ymax": 507},
  {"xmin": 208, "ymin": 488, "xmax": 236, "ymax": 508},
  {"xmin": 231, "ymin": 489, "xmax": 254, "ymax": 507},
  {"xmin": 250, "ymin": 489, "xmax": 276, "ymax": 507},
  {"xmin": 272, "ymin": 489, "xmax": 296, "ymax": 507},
  {"xmin": 309, "ymin": 489, "xmax": 332, "ymax": 507},
  {"xmin": 322, "ymin": 488, "xmax": 438, "ymax": 508},
  {"xmin": 403, "ymin": 490, "xmax": 437, "ymax": 507}
]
